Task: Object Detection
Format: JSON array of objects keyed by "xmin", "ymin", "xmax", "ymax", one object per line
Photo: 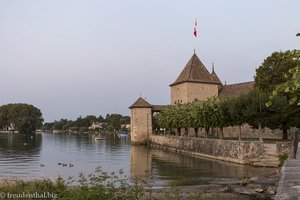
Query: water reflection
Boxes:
[
  {"xmin": 130, "ymin": 146, "xmax": 275, "ymax": 186},
  {"xmin": 0, "ymin": 133, "xmax": 42, "ymax": 179},
  {"xmin": 150, "ymin": 149, "xmax": 272, "ymax": 186},
  {"xmin": 0, "ymin": 133, "xmax": 275, "ymax": 187},
  {"xmin": 130, "ymin": 145, "xmax": 152, "ymax": 181}
]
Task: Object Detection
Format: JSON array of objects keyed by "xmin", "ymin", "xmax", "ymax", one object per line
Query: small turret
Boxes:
[{"xmin": 129, "ymin": 97, "xmax": 152, "ymax": 144}]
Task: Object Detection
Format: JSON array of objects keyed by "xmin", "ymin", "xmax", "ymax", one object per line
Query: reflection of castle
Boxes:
[
  {"xmin": 129, "ymin": 53, "xmax": 254, "ymax": 144},
  {"xmin": 130, "ymin": 145, "xmax": 152, "ymax": 181},
  {"xmin": 130, "ymin": 145, "xmax": 273, "ymax": 186}
]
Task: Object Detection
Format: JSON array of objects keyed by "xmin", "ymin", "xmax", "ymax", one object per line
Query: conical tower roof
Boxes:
[
  {"xmin": 170, "ymin": 53, "xmax": 220, "ymax": 86},
  {"xmin": 211, "ymin": 65, "xmax": 222, "ymax": 85},
  {"xmin": 129, "ymin": 97, "xmax": 152, "ymax": 109}
]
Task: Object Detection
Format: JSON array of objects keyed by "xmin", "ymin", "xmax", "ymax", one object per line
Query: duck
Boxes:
[
  {"xmin": 40, "ymin": 164, "xmax": 45, "ymax": 167},
  {"xmin": 58, "ymin": 162, "xmax": 62, "ymax": 165},
  {"xmin": 62, "ymin": 163, "xmax": 68, "ymax": 167},
  {"xmin": 69, "ymin": 163, "xmax": 74, "ymax": 168}
]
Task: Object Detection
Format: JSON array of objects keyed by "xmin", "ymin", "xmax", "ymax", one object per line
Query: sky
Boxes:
[{"xmin": 0, "ymin": 0, "xmax": 299, "ymax": 122}]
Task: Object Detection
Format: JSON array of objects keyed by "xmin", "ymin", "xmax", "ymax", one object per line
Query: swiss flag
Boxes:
[{"xmin": 194, "ymin": 20, "xmax": 197, "ymax": 37}]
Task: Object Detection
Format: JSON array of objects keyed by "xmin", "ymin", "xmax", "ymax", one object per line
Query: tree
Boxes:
[
  {"xmin": 105, "ymin": 114, "xmax": 123, "ymax": 131},
  {"xmin": 0, "ymin": 103, "xmax": 43, "ymax": 133},
  {"xmin": 268, "ymin": 66, "xmax": 300, "ymax": 106},
  {"xmin": 43, "ymin": 122, "xmax": 54, "ymax": 130},
  {"xmin": 53, "ymin": 119, "xmax": 69, "ymax": 130},
  {"xmin": 0, "ymin": 105, "xmax": 9, "ymax": 130},
  {"xmin": 217, "ymin": 100, "xmax": 232, "ymax": 138},
  {"xmin": 266, "ymin": 96, "xmax": 295, "ymax": 139},
  {"xmin": 85, "ymin": 115, "xmax": 97, "ymax": 125},
  {"xmin": 120, "ymin": 116, "xmax": 130, "ymax": 125},
  {"xmin": 254, "ymin": 50, "xmax": 300, "ymax": 93},
  {"xmin": 230, "ymin": 96, "xmax": 248, "ymax": 140},
  {"xmin": 97, "ymin": 115, "xmax": 105, "ymax": 122}
]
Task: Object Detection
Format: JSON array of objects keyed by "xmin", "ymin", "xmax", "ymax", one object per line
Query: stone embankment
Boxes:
[
  {"xmin": 149, "ymin": 135, "xmax": 292, "ymax": 167},
  {"xmin": 251, "ymin": 143, "xmax": 280, "ymax": 167},
  {"xmin": 276, "ymin": 143, "xmax": 300, "ymax": 200}
]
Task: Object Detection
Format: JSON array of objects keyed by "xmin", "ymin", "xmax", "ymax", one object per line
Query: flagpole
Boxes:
[{"xmin": 194, "ymin": 19, "xmax": 197, "ymax": 54}]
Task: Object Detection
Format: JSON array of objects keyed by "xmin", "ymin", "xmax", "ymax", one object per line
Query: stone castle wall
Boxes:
[
  {"xmin": 149, "ymin": 135, "xmax": 264, "ymax": 165},
  {"xmin": 222, "ymin": 125, "xmax": 293, "ymax": 139},
  {"xmin": 173, "ymin": 124, "xmax": 294, "ymax": 140},
  {"xmin": 170, "ymin": 82, "xmax": 219, "ymax": 104}
]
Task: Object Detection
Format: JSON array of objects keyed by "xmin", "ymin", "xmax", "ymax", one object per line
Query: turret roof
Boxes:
[
  {"xmin": 170, "ymin": 53, "xmax": 221, "ymax": 86},
  {"xmin": 211, "ymin": 68, "xmax": 222, "ymax": 85},
  {"xmin": 129, "ymin": 97, "xmax": 152, "ymax": 109}
]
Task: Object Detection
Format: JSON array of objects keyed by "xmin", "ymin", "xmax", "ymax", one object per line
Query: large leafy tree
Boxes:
[
  {"xmin": 254, "ymin": 50, "xmax": 300, "ymax": 93},
  {"xmin": 268, "ymin": 65, "xmax": 300, "ymax": 130},
  {"xmin": 0, "ymin": 103, "xmax": 43, "ymax": 133},
  {"xmin": 243, "ymin": 90, "xmax": 268, "ymax": 127},
  {"xmin": 255, "ymin": 50, "xmax": 300, "ymax": 138},
  {"xmin": 266, "ymin": 96, "xmax": 295, "ymax": 139},
  {"xmin": 269, "ymin": 66, "xmax": 300, "ymax": 106}
]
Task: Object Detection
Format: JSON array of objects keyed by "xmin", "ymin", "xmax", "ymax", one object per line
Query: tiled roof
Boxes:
[
  {"xmin": 219, "ymin": 81, "xmax": 254, "ymax": 99},
  {"xmin": 170, "ymin": 53, "xmax": 220, "ymax": 86},
  {"xmin": 129, "ymin": 97, "xmax": 152, "ymax": 109},
  {"xmin": 211, "ymin": 70, "xmax": 222, "ymax": 85}
]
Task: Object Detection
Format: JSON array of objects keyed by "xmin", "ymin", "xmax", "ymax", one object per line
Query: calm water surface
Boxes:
[{"xmin": 0, "ymin": 132, "xmax": 274, "ymax": 186}]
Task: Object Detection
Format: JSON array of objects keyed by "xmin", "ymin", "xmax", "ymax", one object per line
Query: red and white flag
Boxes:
[{"xmin": 194, "ymin": 20, "xmax": 197, "ymax": 37}]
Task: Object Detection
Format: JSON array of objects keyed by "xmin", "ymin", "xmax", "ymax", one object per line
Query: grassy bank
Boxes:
[{"xmin": 0, "ymin": 167, "xmax": 233, "ymax": 200}]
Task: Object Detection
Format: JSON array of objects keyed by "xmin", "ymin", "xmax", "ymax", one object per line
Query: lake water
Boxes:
[{"xmin": 0, "ymin": 132, "xmax": 274, "ymax": 186}]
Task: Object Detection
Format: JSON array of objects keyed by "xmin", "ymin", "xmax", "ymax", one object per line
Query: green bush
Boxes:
[
  {"xmin": 279, "ymin": 154, "xmax": 289, "ymax": 167},
  {"xmin": 0, "ymin": 167, "xmax": 143, "ymax": 200}
]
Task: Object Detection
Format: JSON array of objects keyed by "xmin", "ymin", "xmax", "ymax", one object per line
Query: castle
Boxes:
[{"xmin": 129, "ymin": 53, "xmax": 254, "ymax": 144}]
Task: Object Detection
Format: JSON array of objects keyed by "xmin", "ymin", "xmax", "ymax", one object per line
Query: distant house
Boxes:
[
  {"xmin": 121, "ymin": 124, "xmax": 130, "ymax": 130},
  {"xmin": 89, "ymin": 122, "xmax": 103, "ymax": 130},
  {"xmin": 1, "ymin": 123, "xmax": 15, "ymax": 131},
  {"xmin": 8, "ymin": 123, "xmax": 15, "ymax": 131}
]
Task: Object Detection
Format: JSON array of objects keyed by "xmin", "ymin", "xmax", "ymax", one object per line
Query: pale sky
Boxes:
[{"xmin": 0, "ymin": 0, "xmax": 299, "ymax": 122}]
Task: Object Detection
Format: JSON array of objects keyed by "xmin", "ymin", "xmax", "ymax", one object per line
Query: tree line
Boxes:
[
  {"xmin": 43, "ymin": 114, "xmax": 130, "ymax": 132},
  {"xmin": 0, "ymin": 103, "xmax": 43, "ymax": 134},
  {"xmin": 158, "ymin": 50, "xmax": 300, "ymax": 140}
]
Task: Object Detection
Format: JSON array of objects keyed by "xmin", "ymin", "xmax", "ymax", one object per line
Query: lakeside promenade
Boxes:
[{"xmin": 276, "ymin": 143, "xmax": 300, "ymax": 200}]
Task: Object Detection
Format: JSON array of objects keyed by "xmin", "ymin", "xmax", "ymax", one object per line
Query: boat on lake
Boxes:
[{"xmin": 95, "ymin": 137, "xmax": 106, "ymax": 141}]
